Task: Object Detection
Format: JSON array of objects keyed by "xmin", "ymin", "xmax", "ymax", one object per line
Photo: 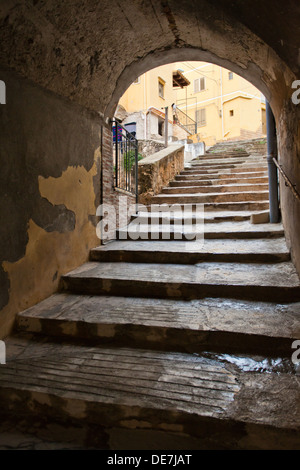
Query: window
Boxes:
[
  {"xmin": 194, "ymin": 77, "xmax": 205, "ymax": 93},
  {"xmin": 228, "ymin": 72, "xmax": 233, "ymax": 80},
  {"xmin": 195, "ymin": 108, "xmax": 206, "ymax": 127},
  {"xmin": 230, "ymin": 110, "xmax": 234, "ymax": 117},
  {"xmin": 158, "ymin": 78, "xmax": 165, "ymax": 98},
  {"xmin": 158, "ymin": 120, "xmax": 164, "ymax": 136},
  {"xmin": 124, "ymin": 122, "xmax": 137, "ymax": 137}
]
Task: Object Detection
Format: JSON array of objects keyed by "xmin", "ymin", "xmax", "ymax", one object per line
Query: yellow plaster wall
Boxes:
[
  {"xmin": 119, "ymin": 64, "xmax": 179, "ymax": 115},
  {"xmin": 1, "ymin": 158, "xmax": 100, "ymax": 339}
]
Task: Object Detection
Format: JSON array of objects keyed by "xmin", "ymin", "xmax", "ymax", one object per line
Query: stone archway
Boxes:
[{"xmin": 1, "ymin": 0, "xmax": 300, "ymax": 338}]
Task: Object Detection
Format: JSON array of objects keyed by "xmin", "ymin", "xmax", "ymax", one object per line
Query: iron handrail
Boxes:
[
  {"xmin": 175, "ymin": 106, "xmax": 197, "ymax": 135},
  {"xmin": 113, "ymin": 120, "xmax": 139, "ymax": 205},
  {"xmin": 273, "ymin": 157, "xmax": 300, "ymax": 202}
]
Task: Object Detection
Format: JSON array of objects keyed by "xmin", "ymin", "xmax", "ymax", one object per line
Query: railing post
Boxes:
[
  {"xmin": 266, "ymin": 101, "xmax": 280, "ymax": 223},
  {"xmin": 114, "ymin": 121, "xmax": 118, "ymax": 188},
  {"xmin": 135, "ymin": 144, "xmax": 139, "ymax": 208}
]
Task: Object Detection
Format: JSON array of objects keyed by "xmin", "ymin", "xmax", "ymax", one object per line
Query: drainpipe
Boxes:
[
  {"xmin": 164, "ymin": 106, "xmax": 169, "ymax": 147},
  {"xmin": 266, "ymin": 101, "xmax": 280, "ymax": 223},
  {"xmin": 220, "ymin": 67, "xmax": 224, "ymax": 140}
]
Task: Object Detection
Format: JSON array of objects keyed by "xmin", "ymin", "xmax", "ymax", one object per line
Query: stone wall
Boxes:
[
  {"xmin": 173, "ymin": 124, "xmax": 190, "ymax": 141},
  {"xmin": 138, "ymin": 144, "xmax": 184, "ymax": 205},
  {"xmin": 277, "ymin": 101, "xmax": 300, "ymax": 276},
  {"xmin": 0, "ymin": 68, "xmax": 102, "ymax": 338},
  {"xmin": 138, "ymin": 140, "xmax": 166, "ymax": 159},
  {"xmin": 0, "ymin": 70, "xmax": 137, "ymax": 338}
]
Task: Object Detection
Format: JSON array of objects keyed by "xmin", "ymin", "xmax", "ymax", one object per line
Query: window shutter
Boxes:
[
  {"xmin": 194, "ymin": 77, "xmax": 205, "ymax": 92},
  {"xmin": 196, "ymin": 108, "xmax": 206, "ymax": 126}
]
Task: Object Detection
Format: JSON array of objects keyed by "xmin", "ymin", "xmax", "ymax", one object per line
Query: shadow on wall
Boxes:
[{"xmin": 0, "ymin": 67, "xmax": 101, "ymax": 335}]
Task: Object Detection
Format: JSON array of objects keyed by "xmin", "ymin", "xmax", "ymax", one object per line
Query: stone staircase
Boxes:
[{"xmin": 1, "ymin": 143, "xmax": 300, "ymax": 450}]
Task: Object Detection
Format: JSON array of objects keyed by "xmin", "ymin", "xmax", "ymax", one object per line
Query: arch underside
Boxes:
[
  {"xmin": 0, "ymin": 0, "xmax": 299, "ymax": 280},
  {"xmin": 0, "ymin": 0, "xmax": 296, "ymax": 121}
]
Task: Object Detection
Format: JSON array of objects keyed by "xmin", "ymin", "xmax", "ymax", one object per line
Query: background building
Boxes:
[
  {"xmin": 117, "ymin": 61, "xmax": 266, "ymax": 146},
  {"xmin": 117, "ymin": 63, "xmax": 191, "ymax": 142}
]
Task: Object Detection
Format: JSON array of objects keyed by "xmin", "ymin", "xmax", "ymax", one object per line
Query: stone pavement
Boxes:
[{"xmin": 1, "ymin": 143, "xmax": 300, "ymax": 450}]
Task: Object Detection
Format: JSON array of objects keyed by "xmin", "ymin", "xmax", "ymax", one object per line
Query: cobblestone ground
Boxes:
[{"xmin": 0, "ymin": 417, "xmax": 107, "ymax": 450}]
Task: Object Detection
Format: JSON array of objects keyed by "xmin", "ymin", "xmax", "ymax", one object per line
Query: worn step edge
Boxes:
[
  {"xmin": 1, "ymin": 334, "xmax": 299, "ymax": 446},
  {"xmin": 61, "ymin": 274, "xmax": 300, "ymax": 303},
  {"xmin": 131, "ymin": 213, "xmax": 254, "ymax": 223},
  {"xmin": 90, "ymin": 245, "xmax": 289, "ymax": 264},
  {"xmin": 188, "ymin": 161, "xmax": 249, "ymax": 168},
  {"xmin": 189, "ymin": 158, "xmax": 265, "ymax": 167},
  {"xmin": 146, "ymin": 202, "xmax": 269, "ymax": 212},
  {"xmin": 175, "ymin": 172, "xmax": 268, "ymax": 181},
  {"xmin": 162, "ymin": 184, "xmax": 269, "ymax": 194},
  {"xmin": 194, "ymin": 154, "xmax": 251, "ymax": 161},
  {"xmin": 170, "ymin": 178, "xmax": 269, "ymax": 187},
  {"xmin": 180, "ymin": 167, "xmax": 268, "ymax": 175},
  {"xmin": 15, "ymin": 295, "xmax": 299, "ymax": 356},
  {"xmin": 116, "ymin": 228, "xmax": 284, "ymax": 241},
  {"xmin": 151, "ymin": 192, "xmax": 269, "ymax": 204}
]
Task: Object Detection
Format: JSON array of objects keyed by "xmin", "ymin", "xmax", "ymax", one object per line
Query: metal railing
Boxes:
[
  {"xmin": 175, "ymin": 107, "xmax": 197, "ymax": 135},
  {"xmin": 113, "ymin": 121, "xmax": 139, "ymax": 204},
  {"xmin": 273, "ymin": 158, "xmax": 300, "ymax": 203}
]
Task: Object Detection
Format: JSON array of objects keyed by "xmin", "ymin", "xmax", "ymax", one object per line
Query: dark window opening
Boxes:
[{"xmin": 158, "ymin": 120, "xmax": 164, "ymax": 136}]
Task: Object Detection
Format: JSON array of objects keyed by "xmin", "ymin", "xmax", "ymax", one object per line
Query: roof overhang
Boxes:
[{"xmin": 172, "ymin": 70, "xmax": 190, "ymax": 88}]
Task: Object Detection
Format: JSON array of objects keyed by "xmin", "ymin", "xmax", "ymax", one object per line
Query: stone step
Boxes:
[
  {"xmin": 61, "ymin": 260, "xmax": 300, "ymax": 302},
  {"xmin": 1, "ymin": 334, "xmax": 299, "ymax": 449},
  {"xmin": 204, "ymin": 151, "xmax": 258, "ymax": 157},
  {"xmin": 180, "ymin": 165, "xmax": 268, "ymax": 175},
  {"xmin": 171, "ymin": 177, "xmax": 269, "ymax": 186},
  {"xmin": 182, "ymin": 164, "xmax": 267, "ymax": 172},
  {"xmin": 189, "ymin": 156, "xmax": 265, "ymax": 166},
  {"xmin": 144, "ymin": 201, "xmax": 269, "ymax": 212},
  {"xmin": 116, "ymin": 221, "xmax": 284, "ymax": 241},
  {"xmin": 205, "ymin": 201, "xmax": 269, "ymax": 211},
  {"xmin": 151, "ymin": 191, "xmax": 269, "ymax": 205},
  {"xmin": 206, "ymin": 139, "xmax": 266, "ymax": 150},
  {"xmin": 91, "ymin": 238, "xmax": 290, "ymax": 263},
  {"xmin": 175, "ymin": 171, "xmax": 268, "ymax": 181},
  {"xmin": 116, "ymin": 226, "xmax": 200, "ymax": 241},
  {"xmin": 134, "ymin": 209, "xmax": 266, "ymax": 223},
  {"xmin": 162, "ymin": 183, "xmax": 269, "ymax": 194},
  {"xmin": 16, "ymin": 293, "xmax": 299, "ymax": 356},
  {"xmin": 189, "ymin": 159, "xmax": 249, "ymax": 168},
  {"xmin": 194, "ymin": 152, "xmax": 250, "ymax": 161}
]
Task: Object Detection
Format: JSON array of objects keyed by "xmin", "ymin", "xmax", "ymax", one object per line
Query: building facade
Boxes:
[
  {"xmin": 117, "ymin": 64, "xmax": 191, "ymax": 142},
  {"xmin": 118, "ymin": 61, "xmax": 266, "ymax": 146}
]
